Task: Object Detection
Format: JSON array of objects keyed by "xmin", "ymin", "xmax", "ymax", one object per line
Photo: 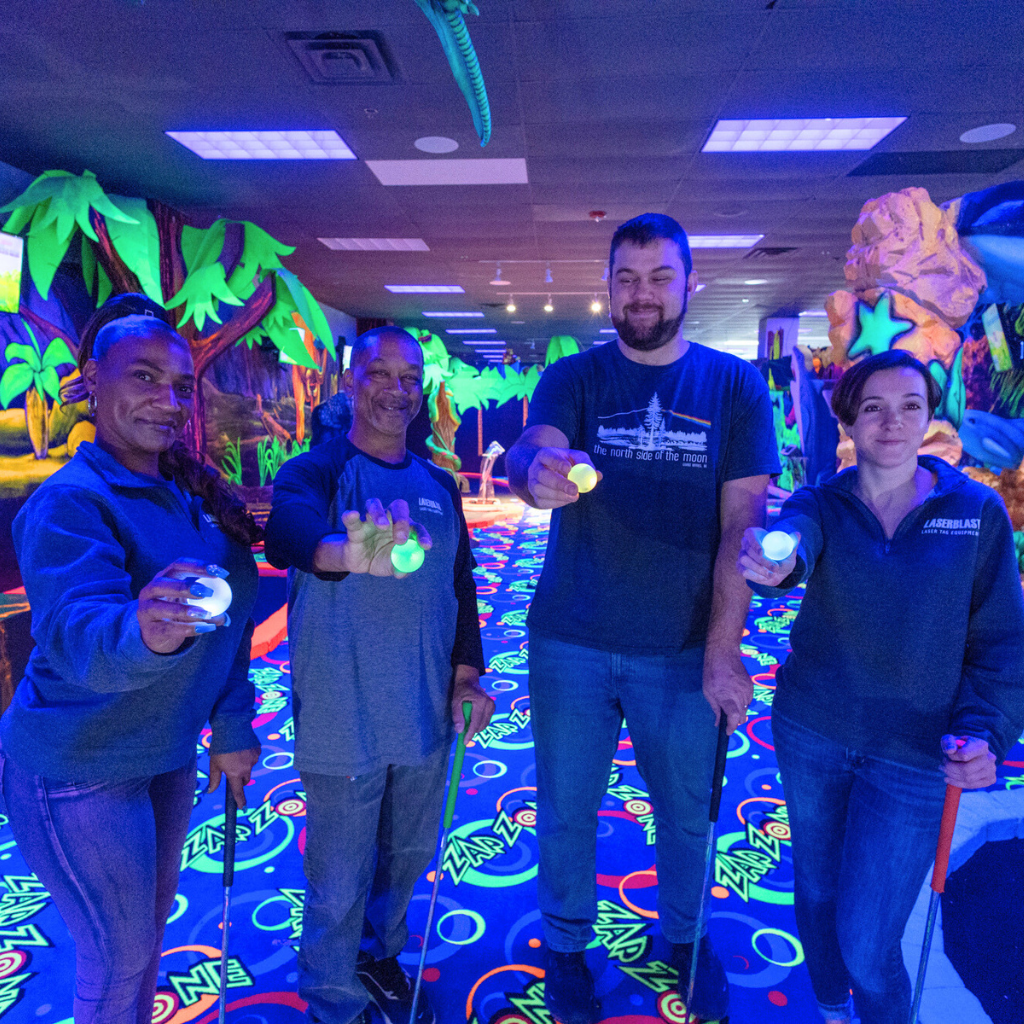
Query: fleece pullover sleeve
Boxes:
[
  {"xmin": 13, "ymin": 486, "xmax": 192, "ymax": 693},
  {"xmin": 950, "ymin": 496, "xmax": 1024, "ymax": 761},
  {"xmin": 748, "ymin": 486, "xmax": 825, "ymax": 597},
  {"xmin": 445, "ymin": 479, "xmax": 486, "ymax": 674},
  {"xmin": 264, "ymin": 443, "xmax": 349, "ymax": 575},
  {"xmin": 208, "ymin": 617, "xmax": 259, "ymax": 755}
]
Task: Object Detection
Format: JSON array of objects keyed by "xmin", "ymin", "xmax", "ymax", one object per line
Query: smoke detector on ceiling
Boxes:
[{"xmin": 284, "ymin": 32, "xmax": 395, "ymax": 83}]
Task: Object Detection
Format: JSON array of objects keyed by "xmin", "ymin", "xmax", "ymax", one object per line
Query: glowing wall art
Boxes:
[{"xmin": 0, "ymin": 169, "xmax": 342, "ymax": 507}]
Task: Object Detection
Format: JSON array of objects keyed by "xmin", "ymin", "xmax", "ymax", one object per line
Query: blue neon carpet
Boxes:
[{"xmin": 1, "ymin": 507, "xmax": 1022, "ymax": 1024}]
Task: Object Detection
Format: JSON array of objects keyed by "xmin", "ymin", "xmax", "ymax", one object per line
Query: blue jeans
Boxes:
[
  {"xmin": 772, "ymin": 711, "xmax": 947, "ymax": 1024},
  {"xmin": 0, "ymin": 753, "xmax": 196, "ymax": 1024},
  {"xmin": 298, "ymin": 744, "xmax": 450, "ymax": 1024},
  {"xmin": 528, "ymin": 633, "xmax": 718, "ymax": 951}
]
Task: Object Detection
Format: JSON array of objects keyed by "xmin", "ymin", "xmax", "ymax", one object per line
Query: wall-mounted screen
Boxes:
[{"xmin": 0, "ymin": 232, "xmax": 23, "ymax": 313}]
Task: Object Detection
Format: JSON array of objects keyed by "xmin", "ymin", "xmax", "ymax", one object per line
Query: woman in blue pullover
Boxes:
[
  {"xmin": 738, "ymin": 349, "xmax": 1024, "ymax": 1024},
  {"xmin": 0, "ymin": 310, "xmax": 262, "ymax": 1023}
]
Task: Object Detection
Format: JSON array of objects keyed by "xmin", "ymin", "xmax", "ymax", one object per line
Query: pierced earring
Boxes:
[{"xmin": 87, "ymin": 392, "xmax": 97, "ymax": 417}]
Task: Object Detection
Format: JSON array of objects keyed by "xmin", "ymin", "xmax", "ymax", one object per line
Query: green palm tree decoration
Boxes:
[
  {"xmin": 1, "ymin": 169, "xmax": 336, "ymax": 454},
  {"xmin": 0, "ymin": 323, "xmax": 75, "ymax": 458}
]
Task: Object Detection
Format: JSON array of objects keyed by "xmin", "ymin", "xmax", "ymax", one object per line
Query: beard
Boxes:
[{"xmin": 611, "ymin": 303, "xmax": 685, "ymax": 352}]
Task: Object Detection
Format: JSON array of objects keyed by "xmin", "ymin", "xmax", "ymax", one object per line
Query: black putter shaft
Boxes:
[
  {"xmin": 218, "ymin": 784, "xmax": 238, "ymax": 1024},
  {"xmin": 409, "ymin": 701, "xmax": 472, "ymax": 1024},
  {"xmin": 685, "ymin": 714, "xmax": 730, "ymax": 1023},
  {"xmin": 909, "ymin": 783, "xmax": 962, "ymax": 1024}
]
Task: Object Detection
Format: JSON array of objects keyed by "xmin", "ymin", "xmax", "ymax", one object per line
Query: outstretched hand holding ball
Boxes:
[{"xmin": 737, "ymin": 526, "xmax": 801, "ymax": 587}]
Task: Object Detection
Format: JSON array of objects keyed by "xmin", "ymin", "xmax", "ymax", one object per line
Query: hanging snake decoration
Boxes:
[{"xmin": 411, "ymin": 0, "xmax": 492, "ymax": 146}]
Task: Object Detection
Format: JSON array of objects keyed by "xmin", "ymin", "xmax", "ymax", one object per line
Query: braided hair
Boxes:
[{"xmin": 70, "ymin": 297, "xmax": 261, "ymax": 548}]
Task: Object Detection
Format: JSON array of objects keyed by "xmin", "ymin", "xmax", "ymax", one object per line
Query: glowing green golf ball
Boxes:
[
  {"xmin": 391, "ymin": 536, "xmax": 425, "ymax": 573},
  {"xmin": 567, "ymin": 463, "xmax": 598, "ymax": 493}
]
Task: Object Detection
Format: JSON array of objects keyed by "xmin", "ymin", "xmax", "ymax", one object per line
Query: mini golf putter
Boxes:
[{"xmin": 567, "ymin": 462, "xmax": 598, "ymax": 493}]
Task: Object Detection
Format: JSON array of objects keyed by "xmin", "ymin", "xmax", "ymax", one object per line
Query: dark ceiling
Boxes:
[{"xmin": 2, "ymin": 0, "xmax": 1023, "ymax": 362}]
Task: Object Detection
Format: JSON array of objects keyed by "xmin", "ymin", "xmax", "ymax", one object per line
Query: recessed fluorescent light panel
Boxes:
[
  {"xmin": 446, "ymin": 329, "xmax": 496, "ymax": 334},
  {"xmin": 599, "ymin": 329, "xmax": 617, "ymax": 334},
  {"xmin": 422, "ymin": 311, "xmax": 484, "ymax": 318},
  {"xmin": 703, "ymin": 118, "xmax": 906, "ymax": 153},
  {"xmin": 366, "ymin": 158, "xmax": 529, "ymax": 186},
  {"xmin": 319, "ymin": 238, "xmax": 429, "ymax": 251},
  {"xmin": 463, "ymin": 339, "xmax": 504, "ymax": 345},
  {"xmin": 799, "ymin": 310, "xmax": 829, "ymax": 317},
  {"xmin": 688, "ymin": 235, "xmax": 765, "ymax": 248},
  {"xmin": 386, "ymin": 285, "xmax": 464, "ymax": 294},
  {"xmin": 166, "ymin": 130, "xmax": 356, "ymax": 160}
]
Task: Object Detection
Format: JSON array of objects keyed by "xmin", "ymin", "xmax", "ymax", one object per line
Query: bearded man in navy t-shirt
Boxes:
[{"xmin": 507, "ymin": 214, "xmax": 780, "ymax": 1024}]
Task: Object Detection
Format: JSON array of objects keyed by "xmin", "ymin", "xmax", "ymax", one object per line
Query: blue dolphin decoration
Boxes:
[
  {"xmin": 955, "ymin": 182, "xmax": 1024, "ymax": 305},
  {"xmin": 958, "ymin": 409, "xmax": 1024, "ymax": 470}
]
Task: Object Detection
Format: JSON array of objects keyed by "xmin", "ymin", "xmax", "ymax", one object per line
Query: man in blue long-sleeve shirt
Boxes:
[{"xmin": 264, "ymin": 327, "xmax": 493, "ymax": 1024}]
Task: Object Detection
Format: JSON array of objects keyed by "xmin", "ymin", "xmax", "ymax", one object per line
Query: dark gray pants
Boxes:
[{"xmin": 298, "ymin": 745, "xmax": 450, "ymax": 1024}]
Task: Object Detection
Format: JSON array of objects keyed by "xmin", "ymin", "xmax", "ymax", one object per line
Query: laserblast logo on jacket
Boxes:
[
  {"xmin": 921, "ymin": 517, "xmax": 981, "ymax": 536},
  {"xmin": 418, "ymin": 497, "xmax": 444, "ymax": 515},
  {"xmin": 591, "ymin": 393, "xmax": 710, "ymax": 468}
]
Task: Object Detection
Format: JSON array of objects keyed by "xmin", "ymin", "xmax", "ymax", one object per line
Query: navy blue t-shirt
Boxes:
[{"xmin": 526, "ymin": 341, "xmax": 779, "ymax": 654}]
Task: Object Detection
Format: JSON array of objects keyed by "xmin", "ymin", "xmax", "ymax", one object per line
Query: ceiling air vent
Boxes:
[
  {"xmin": 849, "ymin": 150, "xmax": 1024, "ymax": 176},
  {"xmin": 285, "ymin": 32, "xmax": 395, "ymax": 83},
  {"xmin": 743, "ymin": 247, "xmax": 799, "ymax": 260}
]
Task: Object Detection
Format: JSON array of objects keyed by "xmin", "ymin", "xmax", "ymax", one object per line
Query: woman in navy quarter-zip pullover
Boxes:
[
  {"xmin": 0, "ymin": 309, "xmax": 261, "ymax": 1023},
  {"xmin": 737, "ymin": 350, "xmax": 1024, "ymax": 1024}
]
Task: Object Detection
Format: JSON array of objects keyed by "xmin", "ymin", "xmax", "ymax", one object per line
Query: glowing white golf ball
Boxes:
[
  {"xmin": 761, "ymin": 530, "xmax": 797, "ymax": 562},
  {"xmin": 185, "ymin": 576, "xmax": 233, "ymax": 617}
]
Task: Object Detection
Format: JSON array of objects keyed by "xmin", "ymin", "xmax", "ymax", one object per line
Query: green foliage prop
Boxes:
[
  {"xmin": 1, "ymin": 169, "xmax": 333, "ymax": 383},
  {"xmin": 103, "ymin": 196, "xmax": 162, "ymax": 303},
  {"xmin": 240, "ymin": 276, "xmax": 320, "ymax": 369},
  {"xmin": 257, "ymin": 435, "xmax": 309, "ymax": 486},
  {"xmin": 403, "ymin": 327, "xmax": 542, "ymax": 416},
  {"xmin": 0, "ymin": 170, "xmax": 137, "ymax": 299},
  {"xmin": 167, "ymin": 261, "xmax": 244, "ymax": 332},
  {"xmin": 220, "ymin": 437, "xmax": 244, "ymax": 486},
  {"xmin": 545, "ymin": 335, "xmax": 580, "ymax": 366},
  {"xmin": 0, "ymin": 322, "xmax": 75, "ymax": 409}
]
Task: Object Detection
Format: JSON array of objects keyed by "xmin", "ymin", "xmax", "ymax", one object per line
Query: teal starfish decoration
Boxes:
[{"xmin": 848, "ymin": 291, "xmax": 914, "ymax": 359}]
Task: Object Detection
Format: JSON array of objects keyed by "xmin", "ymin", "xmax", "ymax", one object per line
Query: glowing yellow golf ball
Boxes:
[
  {"xmin": 567, "ymin": 463, "xmax": 598, "ymax": 493},
  {"xmin": 761, "ymin": 530, "xmax": 797, "ymax": 562},
  {"xmin": 391, "ymin": 536, "xmax": 425, "ymax": 573}
]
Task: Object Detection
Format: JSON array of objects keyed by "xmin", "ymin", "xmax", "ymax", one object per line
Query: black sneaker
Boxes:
[
  {"xmin": 543, "ymin": 948, "xmax": 602, "ymax": 1024},
  {"xmin": 671, "ymin": 936, "xmax": 729, "ymax": 1022},
  {"xmin": 356, "ymin": 953, "xmax": 436, "ymax": 1024}
]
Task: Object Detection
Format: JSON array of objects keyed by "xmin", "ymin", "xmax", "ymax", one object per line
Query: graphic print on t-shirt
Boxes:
[{"xmin": 594, "ymin": 392, "xmax": 711, "ymax": 468}]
